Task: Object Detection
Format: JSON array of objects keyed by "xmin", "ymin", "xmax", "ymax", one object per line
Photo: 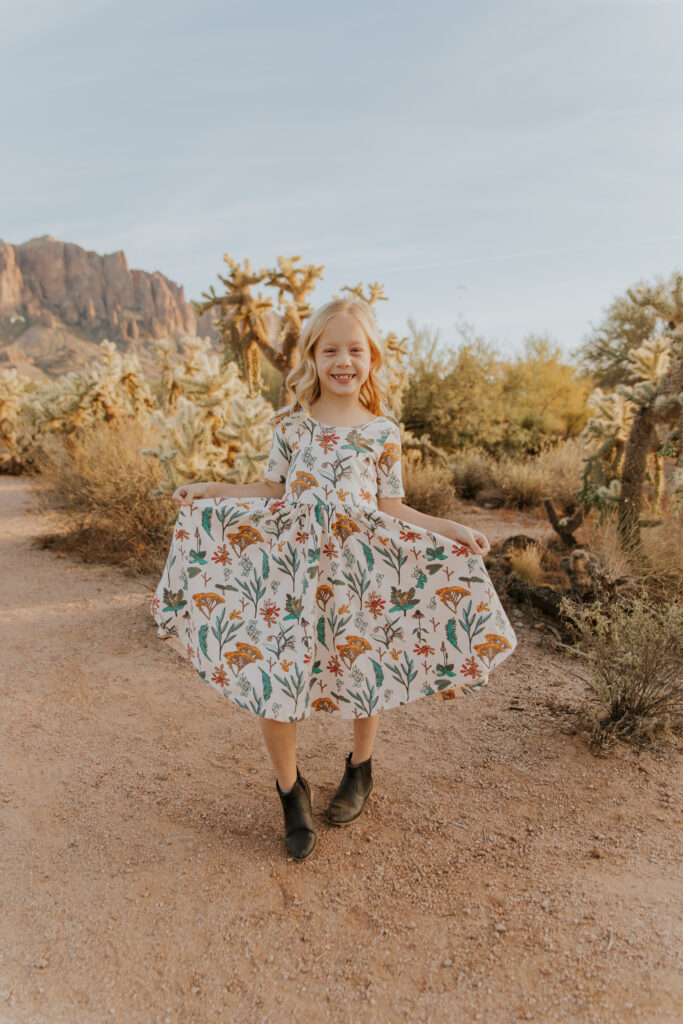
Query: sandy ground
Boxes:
[{"xmin": 1, "ymin": 474, "xmax": 681, "ymax": 1024}]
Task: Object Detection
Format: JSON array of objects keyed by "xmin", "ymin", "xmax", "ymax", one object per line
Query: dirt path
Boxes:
[{"xmin": 1, "ymin": 476, "xmax": 680, "ymax": 1024}]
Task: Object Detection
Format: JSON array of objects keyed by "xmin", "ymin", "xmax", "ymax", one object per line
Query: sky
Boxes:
[{"xmin": 1, "ymin": 0, "xmax": 682, "ymax": 361}]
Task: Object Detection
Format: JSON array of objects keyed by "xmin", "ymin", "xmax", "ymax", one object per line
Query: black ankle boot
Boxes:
[
  {"xmin": 326, "ymin": 751, "xmax": 373, "ymax": 826},
  {"xmin": 276, "ymin": 766, "xmax": 317, "ymax": 861}
]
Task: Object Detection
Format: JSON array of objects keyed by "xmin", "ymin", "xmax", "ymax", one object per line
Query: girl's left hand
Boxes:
[{"xmin": 447, "ymin": 522, "xmax": 491, "ymax": 556}]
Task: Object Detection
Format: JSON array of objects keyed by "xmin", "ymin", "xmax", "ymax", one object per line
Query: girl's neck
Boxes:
[{"xmin": 308, "ymin": 398, "xmax": 370, "ymax": 424}]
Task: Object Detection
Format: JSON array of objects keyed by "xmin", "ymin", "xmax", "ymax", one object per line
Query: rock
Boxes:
[{"xmin": 0, "ymin": 234, "xmax": 216, "ymax": 348}]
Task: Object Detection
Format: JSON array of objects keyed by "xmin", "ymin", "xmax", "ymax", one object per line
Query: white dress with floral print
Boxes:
[{"xmin": 150, "ymin": 413, "xmax": 518, "ymax": 721}]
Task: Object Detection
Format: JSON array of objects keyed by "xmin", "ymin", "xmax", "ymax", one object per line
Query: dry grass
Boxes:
[
  {"xmin": 559, "ymin": 593, "xmax": 683, "ymax": 752},
  {"xmin": 32, "ymin": 418, "xmax": 176, "ymax": 575},
  {"xmin": 450, "ymin": 437, "xmax": 586, "ymax": 510},
  {"xmin": 402, "ymin": 457, "xmax": 462, "ymax": 521}
]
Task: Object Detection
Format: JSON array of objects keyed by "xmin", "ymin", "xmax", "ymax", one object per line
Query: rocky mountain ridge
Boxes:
[{"xmin": 0, "ymin": 235, "xmax": 218, "ymax": 380}]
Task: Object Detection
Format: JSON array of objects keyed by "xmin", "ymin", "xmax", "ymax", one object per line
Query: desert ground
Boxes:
[{"xmin": 1, "ymin": 475, "xmax": 680, "ymax": 1024}]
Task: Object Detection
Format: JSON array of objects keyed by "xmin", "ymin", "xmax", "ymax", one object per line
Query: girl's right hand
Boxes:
[{"xmin": 171, "ymin": 482, "xmax": 215, "ymax": 506}]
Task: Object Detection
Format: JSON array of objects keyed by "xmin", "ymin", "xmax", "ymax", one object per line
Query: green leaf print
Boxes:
[
  {"xmin": 261, "ymin": 549, "xmax": 269, "ymax": 581},
  {"xmin": 359, "ymin": 540, "xmax": 374, "ymax": 570},
  {"xmin": 316, "ymin": 614, "xmax": 328, "ymax": 649},
  {"xmin": 446, "ymin": 618, "xmax": 461, "ymax": 653},
  {"xmin": 198, "ymin": 624, "xmax": 209, "ymax": 658},
  {"xmin": 369, "ymin": 658, "xmax": 384, "ymax": 688},
  {"xmin": 426, "ymin": 543, "xmax": 448, "ymax": 561},
  {"xmin": 201, "ymin": 507, "xmax": 214, "ymax": 540},
  {"xmin": 459, "ymin": 599, "xmax": 492, "ymax": 651},
  {"xmin": 259, "ymin": 668, "xmax": 272, "ymax": 702}
]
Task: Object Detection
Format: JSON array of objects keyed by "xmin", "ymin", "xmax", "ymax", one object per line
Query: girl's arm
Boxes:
[
  {"xmin": 210, "ymin": 480, "xmax": 286, "ymax": 499},
  {"xmin": 377, "ymin": 497, "xmax": 490, "ymax": 555}
]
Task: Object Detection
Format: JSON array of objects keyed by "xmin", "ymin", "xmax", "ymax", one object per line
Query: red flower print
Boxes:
[
  {"xmin": 414, "ymin": 642, "xmax": 435, "ymax": 657},
  {"xmin": 295, "ymin": 530, "xmax": 309, "ymax": 544},
  {"xmin": 211, "ymin": 545, "xmax": 232, "ymax": 566},
  {"xmin": 212, "ymin": 665, "xmax": 229, "ymax": 686},
  {"xmin": 317, "ymin": 429, "xmax": 339, "ymax": 452},
  {"xmin": 460, "ymin": 657, "xmax": 483, "ymax": 679},
  {"xmin": 151, "ymin": 596, "xmax": 160, "ymax": 614},
  {"xmin": 323, "ymin": 540, "xmax": 338, "ymax": 558},
  {"xmin": 260, "ymin": 600, "xmax": 280, "ymax": 626},
  {"xmin": 269, "ymin": 500, "xmax": 287, "ymax": 512},
  {"xmin": 453, "ymin": 543, "xmax": 470, "ymax": 556},
  {"xmin": 175, "ymin": 527, "xmax": 190, "ymax": 541},
  {"xmin": 327, "ymin": 655, "xmax": 342, "ymax": 677},
  {"xmin": 399, "ymin": 528, "xmax": 419, "ymax": 542},
  {"xmin": 365, "ymin": 591, "xmax": 386, "ymax": 619}
]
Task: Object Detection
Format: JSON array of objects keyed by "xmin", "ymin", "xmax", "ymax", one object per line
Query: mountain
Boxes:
[{"xmin": 0, "ymin": 236, "xmax": 220, "ymax": 380}]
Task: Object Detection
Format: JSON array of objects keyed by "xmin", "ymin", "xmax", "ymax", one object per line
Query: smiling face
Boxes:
[{"xmin": 312, "ymin": 312, "xmax": 372, "ymax": 401}]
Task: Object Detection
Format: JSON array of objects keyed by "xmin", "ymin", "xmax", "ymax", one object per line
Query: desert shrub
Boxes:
[
  {"xmin": 402, "ymin": 458, "xmax": 461, "ymax": 521},
  {"xmin": 32, "ymin": 417, "xmax": 176, "ymax": 574},
  {"xmin": 559, "ymin": 594, "xmax": 683, "ymax": 751},
  {"xmin": 449, "ymin": 437, "xmax": 586, "ymax": 510}
]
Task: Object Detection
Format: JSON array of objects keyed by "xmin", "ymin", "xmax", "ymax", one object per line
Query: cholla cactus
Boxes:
[
  {"xmin": 0, "ymin": 340, "xmax": 157, "ymax": 472},
  {"xmin": 140, "ymin": 335, "xmax": 277, "ymax": 497},
  {"xmin": 0, "ymin": 367, "xmax": 35, "ymax": 472},
  {"xmin": 578, "ymin": 274, "xmax": 683, "ymax": 549}
]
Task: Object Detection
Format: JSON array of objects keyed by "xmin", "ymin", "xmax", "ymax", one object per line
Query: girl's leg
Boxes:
[
  {"xmin": 258, "ymin": 719, "xmax": 298, "ymax": 789},
  {"xmin": 351, "ymin": 713, "xmax": 380, "ymax": 764}
]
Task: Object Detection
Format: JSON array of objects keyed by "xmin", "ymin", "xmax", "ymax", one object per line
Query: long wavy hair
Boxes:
[{"xmin": 269, "ymin": 297, "xmax": 394, "ymax": 428}]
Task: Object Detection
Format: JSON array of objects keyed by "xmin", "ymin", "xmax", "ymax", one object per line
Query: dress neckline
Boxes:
[{"xmin": 304, "ymin": 414, "xmax": 385, "ymax": 430}]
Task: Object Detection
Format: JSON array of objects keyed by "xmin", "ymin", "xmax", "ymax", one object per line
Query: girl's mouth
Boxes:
[{"xmin": 331, "ymin": 374, "xmax": 355, "ymax": 381}]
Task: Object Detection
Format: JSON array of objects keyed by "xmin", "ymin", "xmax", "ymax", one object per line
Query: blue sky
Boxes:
[{"xmin": 2, "ymin": 0, "xmax": 682, "ymax": 359}]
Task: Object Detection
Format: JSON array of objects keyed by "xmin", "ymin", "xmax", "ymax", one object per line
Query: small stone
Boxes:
[
  {"xmin": 442, "ymin": 958, "xmax": 453, "ymax": 967},
  {"xmin": 541, "ymin": 899, "xmax": 550, "ymax": 910},
  {"xmin": 33, "ymin": 959, "xmax": 49, "ymax": 969},
  {"xmin": 494, "ymin": 923, "xmax": 506, "ymax": 932},
  {"xmin": 190, "ymin": 986, "xmax": 200, "ymax": 995}
]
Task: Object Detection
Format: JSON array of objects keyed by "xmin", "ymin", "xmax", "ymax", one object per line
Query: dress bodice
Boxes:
[{"xmin": 263, "ymin": 413, "xmax": 405, "ymax": 510}]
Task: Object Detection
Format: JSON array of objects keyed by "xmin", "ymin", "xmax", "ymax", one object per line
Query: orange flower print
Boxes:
[
  {"xmin": 360, "ymin": 488, "xmax": 372, "ymax": 502},
  {"xmin": 280, "ymin": 659, "xmax": 293, "ymax": 671},
  {"xmin": 338, "ymin": 604, "xmax": 350, "ymax": 615},
  {"xmin": 260, "ymin": 600, "xmax": 280, "ymax": 625},
  {"xmin": 336, "ymin": 488, "xmax": 350, "ymax": 502},
  {"xmin": 365, "ymin": 591, "xmax": 386, "ymax": 619},
  {"xmin": 460, "ymin": 656, "xmax": 484, "ymax": 679},
  {"xmin": 377, "ymin": 536, "xmax": 389, "ymax": 546},
  {"xmin": 211, "ymin": 665, "xmax": 229, "ymax": 686},
  {"xmin": 414, "ymin": 642, "xmax": 435, "ymax": 657},
  {"xmin": 322, "ymin": 540, "xmax": 338, "ymax": 558},
  {"xmin": 186, "ymin": 643, "xmax": 194, "ymax": 659},
  {"xmin": 390, "ymin": 648, "xmax": 402, "ymax": 660},
  {"xmin": 175, "ymin": 527, "xmax": 190, "ymax": 541},
  {"xmin": 211, "ymin": 545, "xmax": 232, "ymax": 566},
  {"xmin": 327, "ymin": 655, "xmax": 342, "ymax": 677},
  {"xmin": 229, "ymin": 609, "xmax": 242, "ymax": 620},
  {"xmin": 476, "ymin": 601, "xmax": 490, "ymax": 613}
]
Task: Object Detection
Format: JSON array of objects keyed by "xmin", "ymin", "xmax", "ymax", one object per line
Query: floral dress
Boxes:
[{"xmin": 150, "ymin": 412, "xmax": 518, "ymax": 722}]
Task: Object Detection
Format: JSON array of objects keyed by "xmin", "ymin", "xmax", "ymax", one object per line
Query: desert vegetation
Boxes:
[{"xmin": 1, "ymin": 255, "xmax": 680, "ymax": 752}]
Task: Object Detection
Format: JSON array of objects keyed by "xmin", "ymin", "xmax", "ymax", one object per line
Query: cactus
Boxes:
[{"xmin": 577, "ymin": 273, "xmax": 683, "ymax": 554}]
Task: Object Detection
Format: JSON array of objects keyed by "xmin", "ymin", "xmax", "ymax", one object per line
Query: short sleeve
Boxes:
[
  {"xmin": 263, "ymin": 418, "xmax": 291, "ymax": 483},
  {"xmin": 376, "ymin": 420, "xmax": 405, "ymax": 499}
]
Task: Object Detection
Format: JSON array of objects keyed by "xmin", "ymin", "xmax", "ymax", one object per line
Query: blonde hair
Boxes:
[{"xmin": 269, "ymin": 297, "xmax": 394, "ymax": 428}]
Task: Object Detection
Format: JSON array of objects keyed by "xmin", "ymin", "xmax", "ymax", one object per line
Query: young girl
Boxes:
[{"xmin": 150, "ymin": 297, "xmax": 517, "ymax": 862}]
